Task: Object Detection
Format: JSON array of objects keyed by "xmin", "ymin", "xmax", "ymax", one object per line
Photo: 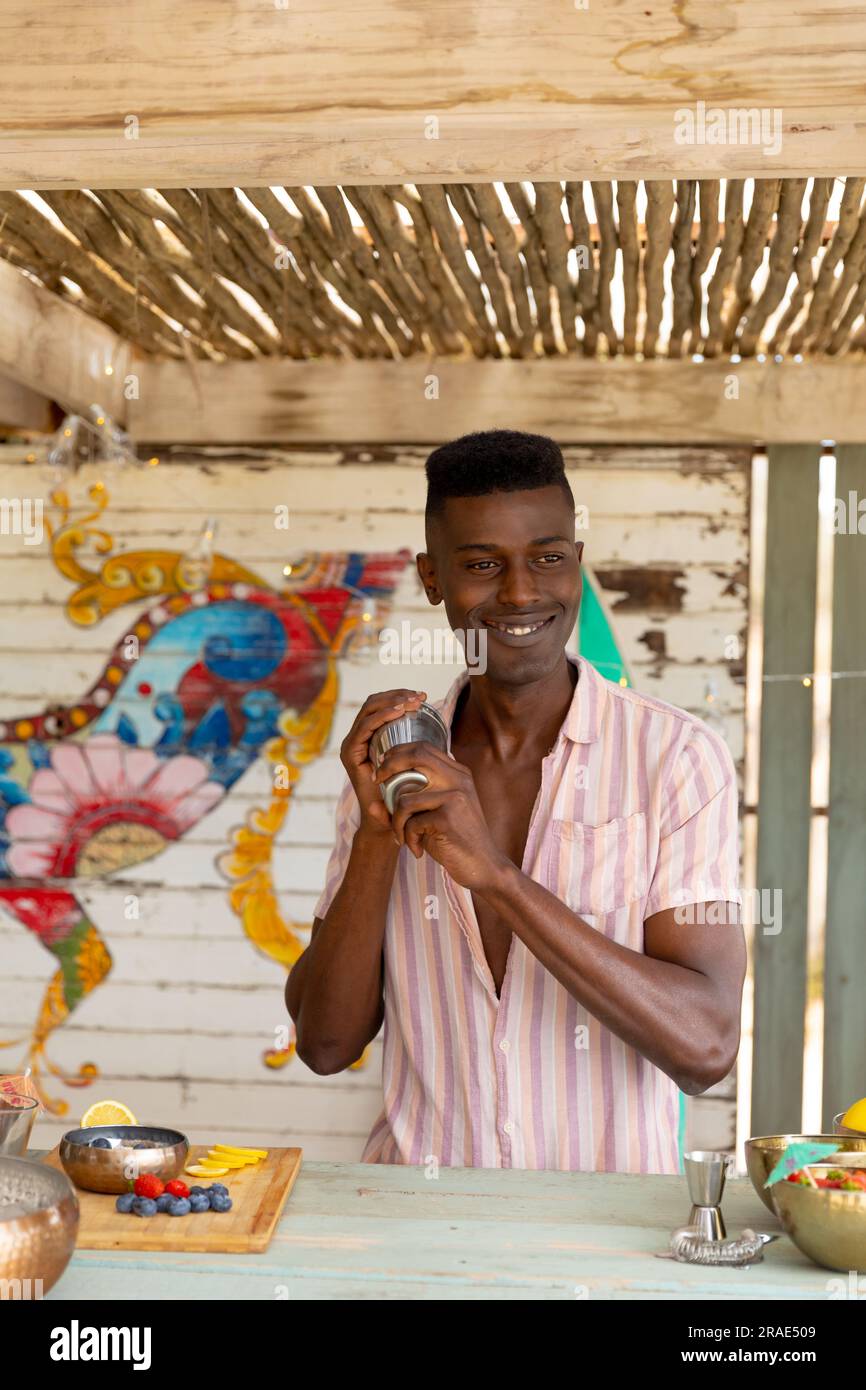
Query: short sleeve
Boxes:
[
  {"xmin": 645, "ymin": 722, "xmax": 741, "ymax": 918},
  {"xmin": 312, "ymin": 773, "xmax": 362, "ymax": 921}
]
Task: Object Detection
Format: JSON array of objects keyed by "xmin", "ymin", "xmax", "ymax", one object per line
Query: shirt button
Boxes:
[
  {"xmin": 499, "ymin": 1039, "xmax": 510, "ymax": 1052},
  {"xmin": 503, "ymin": 1121, "xmax": 515, "ymax": 1135}
]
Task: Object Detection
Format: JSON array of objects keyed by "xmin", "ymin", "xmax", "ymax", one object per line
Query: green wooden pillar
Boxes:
[
  {"xmin": 752, "ymin": 446, "xmax": 820, "ymax": 1137},
  {"xmin": 823, "ymin": 445, "xmax": 866, "ymax": 1128}
]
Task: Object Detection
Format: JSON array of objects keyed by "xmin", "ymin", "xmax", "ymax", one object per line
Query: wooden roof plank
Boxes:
[
  {"xmin": 128, "ymin": 356, "xmax": 866, "ymax": 446},
  {"xmin": 2, "ymin": 1, "xmax": 866, "ymax": 187}
]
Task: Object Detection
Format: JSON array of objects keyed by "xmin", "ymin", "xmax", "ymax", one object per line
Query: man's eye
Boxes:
[
  {"xmin": 537, "ymin": 553, "xmax": 565, "ymax": 564},
  {"xmin": 466, "ymin": 559, "xmax": 497, "ymax": 571}
]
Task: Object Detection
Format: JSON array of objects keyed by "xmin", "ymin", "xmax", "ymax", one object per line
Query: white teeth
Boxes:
[{"xmin": 485, "ymin": 619, "xmax": 548, "ymax": 635}]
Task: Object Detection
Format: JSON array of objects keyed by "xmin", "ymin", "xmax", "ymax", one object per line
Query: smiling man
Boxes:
[{"xmin": 286, "ymin": 429, "xmax": 746, "ymax": 1173}]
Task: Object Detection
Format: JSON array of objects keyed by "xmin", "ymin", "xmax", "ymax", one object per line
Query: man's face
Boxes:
[{"xmin": 419, "ymin": 484, "xmax": 583, "ymax": 684}]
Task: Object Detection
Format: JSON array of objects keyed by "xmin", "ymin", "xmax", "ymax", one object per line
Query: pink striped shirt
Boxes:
[{"xmin": 313, "ymin": 653, "xmax": 740, "ymax": 1173}]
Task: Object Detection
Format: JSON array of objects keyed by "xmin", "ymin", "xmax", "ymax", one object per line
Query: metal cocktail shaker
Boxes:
[{"xmin": 369, "ymin": 701, "xmax": 450, "ymax": 814}]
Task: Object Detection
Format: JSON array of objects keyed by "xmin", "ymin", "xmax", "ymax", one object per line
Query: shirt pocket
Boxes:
[{"xmin": 548, "ymin": 812, "xmax": 649, "ymax": 916}]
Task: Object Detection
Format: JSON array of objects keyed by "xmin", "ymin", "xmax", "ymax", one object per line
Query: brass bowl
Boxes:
[
  {"xmin": 771, "ymin": 1179, "xmax": 866, "ymax": 1273},
  {"xmin": 745, "ymin": 1133, "xmax": 866, "ymax": 1213},
  {"xmin": 0, "ymin": 1156, "xmax": 79, "ymax": 1295},
  {"xmin": 59, "ymin": 1125, "xmax": 188, "ymax": 1194}
]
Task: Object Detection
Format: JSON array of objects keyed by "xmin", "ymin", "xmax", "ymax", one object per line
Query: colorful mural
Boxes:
[
  {"xmin": 0, "ymin": 484, "xmax": 412, "ymax": 1111},
  {"xmin": 0, "ymin": 483, "xmax": 630, "ymax": 1116}
]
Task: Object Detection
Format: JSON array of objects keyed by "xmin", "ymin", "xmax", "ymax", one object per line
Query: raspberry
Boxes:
[{"xmin": 134, "ymin": 1174, "xmax": 165, "ymax": 1199}]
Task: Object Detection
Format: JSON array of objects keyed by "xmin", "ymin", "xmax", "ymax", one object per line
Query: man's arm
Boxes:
[
  {"xmin": 286, "ymin": 824, "xmax": 398, "ymax": 1074},
  {"xmin": 286, "ymin": 686, "xmax": 426, "ymax": 1074},
  {"xmin": 474, "ymin": 868, "xmax": 745, "ymax": 1095}
]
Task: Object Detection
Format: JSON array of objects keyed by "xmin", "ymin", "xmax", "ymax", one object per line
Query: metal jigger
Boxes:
[{"xmin": 683, "ymin": 1150, "xmax": 731, "ymax": 1241}]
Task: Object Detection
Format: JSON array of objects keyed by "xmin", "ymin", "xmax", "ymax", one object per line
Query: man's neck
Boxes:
[{"xmin": 451, "ymin": 653, "xmax": 578, "ymax": 762}]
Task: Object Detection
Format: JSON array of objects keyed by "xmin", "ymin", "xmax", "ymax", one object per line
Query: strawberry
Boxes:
[
  {"xmin": 133, "ymin": 1174, "xmax": 165, "ymax": 1199},
  {"xmin": 165, "ymin": 1179, "xmax": 189, "ymax": 1199}
]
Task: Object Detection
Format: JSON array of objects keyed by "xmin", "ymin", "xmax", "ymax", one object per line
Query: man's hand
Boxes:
[
  {"xmin": 340, "ymin": 688, "xmax": 427, "ymax": 835},
  {"xmin": 373, "ymin": 742, "xmax": 509, "ymax": 891}
]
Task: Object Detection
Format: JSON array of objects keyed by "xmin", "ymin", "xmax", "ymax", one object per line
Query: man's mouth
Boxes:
[{"xmin": 481, "ymin": 614, "xmax": 557, "ymax": 639}]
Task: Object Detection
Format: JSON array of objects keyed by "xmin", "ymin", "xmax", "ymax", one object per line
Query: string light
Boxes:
[
  {"xmin": 762, "ymin": 670, "xmax": 866, "ymax": 683},
  {"xmin": 41, "ymin": 405, "xmax": 139, "ymax": 484},
  {"xmin": 178, "ymin": 516, "xmax": 217, "ymax": 592}
]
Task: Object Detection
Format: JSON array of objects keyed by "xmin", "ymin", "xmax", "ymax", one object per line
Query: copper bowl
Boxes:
[
  {"xmin": 771, "ymin": 1179, "xmax": 866, "ymax": 1273},
  {"xmin": 59, "ymin": 1125, "xmax": 188, "ymax": 1194},
  {"xmin": 745, "ymin": 1133, "xmax": 866, "ymax": 1213},
  {"xmin": 0, "ymin": 1156, "xmax": 79, "ymax": 1295}
]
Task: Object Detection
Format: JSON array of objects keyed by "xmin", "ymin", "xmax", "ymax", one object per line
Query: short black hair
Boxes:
[{"xmin": 424, "ymin": 429, "xmax": 574, "ymax": 525}]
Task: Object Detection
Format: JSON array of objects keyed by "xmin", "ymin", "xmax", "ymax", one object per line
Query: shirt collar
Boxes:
[{"xmin": 436, "ymin": 651, "xmax": 608, "ymax": 748}]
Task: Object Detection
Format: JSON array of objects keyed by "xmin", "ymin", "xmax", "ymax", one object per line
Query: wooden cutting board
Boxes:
[{"xmin": 43, "ymin": 1142, "xmax": 302, "ymax": 1253}]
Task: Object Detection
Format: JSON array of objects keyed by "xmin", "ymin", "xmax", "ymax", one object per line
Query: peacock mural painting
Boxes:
[{"xmin": 0, "ymin": 482, "xmax": 630, "ymax": 1116}]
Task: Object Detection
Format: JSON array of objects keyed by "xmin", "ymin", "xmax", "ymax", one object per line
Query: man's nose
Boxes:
[{"xmin": 496, "ymin": 561, "xmax": 543, "ymax": 608}]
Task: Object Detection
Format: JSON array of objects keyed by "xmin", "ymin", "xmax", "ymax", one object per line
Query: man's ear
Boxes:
[
  {"xmin": 416, "ymin": 551, "xmax": 442, "ymax": 604},
  {"xmin": 576, "ymin": 540, "xmax": 585, "ymax": 564}
]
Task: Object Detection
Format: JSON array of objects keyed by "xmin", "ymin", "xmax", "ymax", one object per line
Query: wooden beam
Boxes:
[
  {"xmin": 823, "ymin": 445, "xmax": 866, "ymax": 1128},
  {"xmin": 130, "ymin": 358, "xmax": 866, "ymax": 446},
  {"xmin": 1, "ymin": 2, "xmax": 865, "ymax": 188},
  {"xmin": 0, "ymin": 374, "xmax": 53, "ymax": 432},
  {"xmin": 0, "ymin": 259, "xmax": 131, "ymax": 420},
  {"xmin": 751, "ymin": 446, "xmax": 820, "ymax": 1138}
]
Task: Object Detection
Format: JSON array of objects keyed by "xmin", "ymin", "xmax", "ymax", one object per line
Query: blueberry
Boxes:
[
  {"xmin": 167, "ymin": 1197, "xmax": 191, "ymax": 1216},
  {"xmin": 132, "ymin": 1197, "xmax": 157, "ymax": 1217},
  {"xmin": 115, "ymin": 1192, "xmax": 135, "ymax": 1213},
  {"xmin": 209, "ymin": 1193, "xmax": 232, "ymax": 1213},
  {"xmin": 188, "ymin": 1193, "xmax": 210, "ymax": 1213},
  {"xmin": 155, "ymin": 1193, "xmax": 173, "ymax": 1212},
  {"xmin": 208, "ymin": 1183, "xmax": 228, "ymax": 1196},
  {"xmin": 188, "ymin": 1186, "xmax": 207, "ymax": 1197},
  {"xmin": 91, "ymin": 1136, "xmax": 112, "ymax": 1149}
]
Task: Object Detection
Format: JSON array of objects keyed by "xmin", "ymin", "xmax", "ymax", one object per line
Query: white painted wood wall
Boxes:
[{"xmin": 0, "ymin": 443, "xmax": 748, "ymax": 1161}]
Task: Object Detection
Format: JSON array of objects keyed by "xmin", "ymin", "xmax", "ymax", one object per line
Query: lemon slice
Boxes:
[
  {"xmin": 205, "ymin": 1152, "xmax": 250, "ymax": 1168},
  {"xmin": 213, "ymin": 1144, "xmax": 268, "ymax": 1160},
  {"xmin": 80, "ymin": 1099, "xmax": 138, "ymax": 1128},
  {"xmin": 186, "ymin": 1163, "xmax": 229, "ymax": 1178}
]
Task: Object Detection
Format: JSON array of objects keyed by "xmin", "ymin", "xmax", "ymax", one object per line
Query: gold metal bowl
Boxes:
[
  {"xmin": 0, "ymin": 1156, "xmax": 79, "ymax": 1295},
  {"xmin": 771, "ymin": 1180, "xmax": 866, "ymax": 1273},
  {"xmin": 745, "ymin": 1133, "xmax": 866, "ymax": 1213},
  {"xmin": 59, "ymin": 1125, "xmax": 188, "ymax": 1194}
]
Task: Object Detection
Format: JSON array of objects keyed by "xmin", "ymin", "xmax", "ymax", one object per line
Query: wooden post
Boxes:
[
  {"xmin": 752, "ymin": 446, "xmax": 820, "ymax": 1137},
  {"xmin": 823, "ymin": 445, "xmax": 866, "ymax": 1128}
]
